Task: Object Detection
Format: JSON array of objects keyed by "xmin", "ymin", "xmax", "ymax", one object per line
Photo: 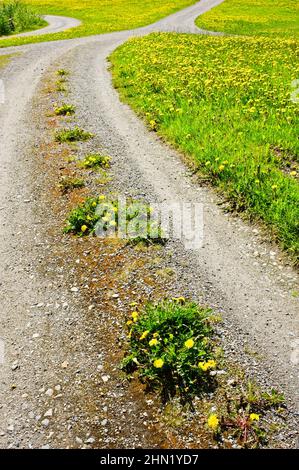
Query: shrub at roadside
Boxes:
[{"xmin": 0, "ymin": 1, "xmax": 45, "ymax": 36}]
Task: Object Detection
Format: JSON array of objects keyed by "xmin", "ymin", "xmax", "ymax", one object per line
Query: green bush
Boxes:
[
  {"xmin": 122, "ymin": 299, "xmax": 219, "ymax": 401},
  {"xmin": 0, "ymin": 1, "xmax": 44, "ymax": 36}
]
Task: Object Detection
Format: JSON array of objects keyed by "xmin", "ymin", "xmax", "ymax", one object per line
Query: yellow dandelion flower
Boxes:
[
  {"xmin": 290, "ymin": 171, "xmax": 297, "ymax": 177},
  {"xmin": 207, "ymin": 414, "xmax": 219, "ymax": 431},
  {"xmin": 140, "ymin": 330, "xmax": 150, "ymax": 340},
  {"xmin": 153, "ymin": 358, "xmax": 164, "ymax": 368},
  {"xmin": 81, "ymin": 225, "xmax": 88, "ymax": 233},
  {"xmin": 131, "ymin": 311, "xmax": 139, "ymax": 322},
  {"xmin": 184, "ymin": 338, "xmax": 194, "ymax": 349},
  {"xmin": 198, "ymin": 359, "xmax": 216, "ymax": 371},
  {"xmin": 99, "ymin": 195, "xmax": 106, "ymax": 201},
  {"xmin": 153, "ymin": 332, "xmax": 159, "ymax": 338},
  {"xmin": 249, "ymin": 413, "xmax": 260, "ymax": 422},
  {"xmin": 149, "ymin": 338, "xmax": 159, "ymax": 347},
  {"xmin": 126, "ymin": 320, "xmax": 133, "ymax": 326}
]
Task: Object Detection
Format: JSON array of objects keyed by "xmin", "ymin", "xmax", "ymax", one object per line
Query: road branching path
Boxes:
[{"xmin": 0, "ymin": 0, "xmax": 298, "ymax": 449}]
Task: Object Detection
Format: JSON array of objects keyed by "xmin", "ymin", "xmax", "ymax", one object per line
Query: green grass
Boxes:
[
  {"xmin": 110, "ymin": 33, "xmax": 299, "ymax": 261},
  {"xmin": 0, "ymin": 0, "xmax": 197, "ymax": 47},
  {"xmin": 196, "ymin": 0, "xmax": 299, "ymax": 38},
  {"xmin": 0, "ymin": 1, "xmax": 46, "ymax": 36}
]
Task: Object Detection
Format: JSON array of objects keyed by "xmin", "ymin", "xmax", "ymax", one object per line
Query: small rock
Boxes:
[
  {"xmin": 101, "ymin": 375, "xmax": 110, "ymax": 383},
  {"xmin": 70, "ymin": 287, "xmax": 79, "ymax": 293},
  {"xmin": 45, "ymin": 388, "xmax": 54, "ymax": 397},
  {"xmin": 61, "ymin": 361, "xmax": 69, "ymax": 369},
  {"xmin": 11, "ymin": 361, "xmax": 19, "ymax": 371},
  {"xmin": 41, "ymin": 419, "xmax": 50, "ymax": 428},
  {"xmin": 44, "ymin": 409, "xmax": 53, "ymax": 418},
  {"xmin": 54, "ymin": 385, "xmax": 61, "ymax": 392},
  {"xmin": 75, "ymin": 437, "xmax": 83, "ymax": 445},
  {"xmin": 101, "ymin": 419, "xmax": 108, "ymax": 427},
  {"xmin": 85, "ymin": 437, "xmax": 95, "ymax": 444}
]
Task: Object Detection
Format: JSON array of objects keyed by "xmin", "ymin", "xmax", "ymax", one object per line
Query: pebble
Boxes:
[
  {"xmin": 101, "ymin": 419, "xmax": 108, "ymax": 426},
  {"xmin": 44, "ymin": 409, "xmax": 53, "ymax": 418},
  {"xmin": 85, "ymin": 437, "xmax": 95, "ymax": 444},
  {"xmin": 70, "ymin": 287, "xmax": 79, "ymax": 293},
  {"xmin": 11, "ymin": 361, "xmax": 19, "ymax": 371},
  {"xmin": 41, "ymin": 419, "xmax": 50, "ymax": 428},
  {"xmin": 45, "ymin": 388, "xmax": 54, "ymax": 397},
  {"xmin": 101, "ymin": 375, "xmax": 110, "ymax": 383}
]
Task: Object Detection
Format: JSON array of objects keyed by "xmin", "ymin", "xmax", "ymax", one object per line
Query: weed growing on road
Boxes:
[
  {"xmin": 56, "ymin": 69, "xmax": 68, "ymax": 77},
  {"xmin": 95, "ymin": 169, "xmax": 112, "ymax": 186},
  {"xmin": 58, "ymin": 176, "xmax": 85, "ymax": 194},
  {"xmin": 79, "ymin": 153, "xmax": 111, "ymax": 170},
  {"xmin": 0, "ymin": 53, "xmax": 13, "ymax": 68},
  {"xmin": 55, "ymin": 127, "xmax": 94, "ymax": 143},
  {"xmin": 123, "ymin": 298, "xmax": 286, "ymax": 446},
  {"xmin": 56, "ymin": 78, "xmax": 67, "ymax": 93},
  {"xmin": 64, "ymin": 195, "xmax": 165, "ymax": 244},
  {"xmin": 54, "ymin": 103, "xmax": 75, "ymax": 116},
  {"xmin": 110, "ymin": 33, "xmax": 299, "ymax": 261},
  {"xmin": 123, "ymin": 298, "xmax": 218, "ymax": 402}
]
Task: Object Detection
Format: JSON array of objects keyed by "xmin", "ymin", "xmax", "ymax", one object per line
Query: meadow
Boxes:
[
  {"xmin": 0, "ymin": 0, "xmax": 197, "ymax": 47},
  {"xmin": 196, "ymin": 0, "xmax": 299, "ymax": 38},
  {"xmin": 110, "ymin": 32, "xmax": 299, "ymax": 261}
]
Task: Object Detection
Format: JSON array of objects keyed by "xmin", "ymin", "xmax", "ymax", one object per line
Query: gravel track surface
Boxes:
[
  {"xmin": 0, "ymin": 15, "xmax": 81, "ymax": 40},
  {"xmin": 0, "ymin": 0, "xmax": 298, "ymax": 448}
]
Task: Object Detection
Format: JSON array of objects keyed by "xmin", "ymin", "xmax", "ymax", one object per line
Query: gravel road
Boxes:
[
  {"xmin": 0, "ymin": 15, "xmax": 81, "ymax": 39},
  {"xmin": 0, "ymin": 0, "xmax": 298, "ymax": 448}
]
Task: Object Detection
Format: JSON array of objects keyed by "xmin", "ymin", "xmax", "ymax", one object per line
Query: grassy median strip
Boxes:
[
  {"xmin": 196, "ymin": 0, "xmax": 299, "ymax": 38},
  {"xmin": 110, "ymin": 33, "xmax": 299, "ymax": 261}
]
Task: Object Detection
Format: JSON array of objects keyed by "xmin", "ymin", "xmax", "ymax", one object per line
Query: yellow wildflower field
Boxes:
[
  {"xmin": 196, "ymin": 0, "xmax": 299, "ymax": 38},
  {"xmin": 110, "ymin": 33, "xmax": 299, "ymax": 260}
]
